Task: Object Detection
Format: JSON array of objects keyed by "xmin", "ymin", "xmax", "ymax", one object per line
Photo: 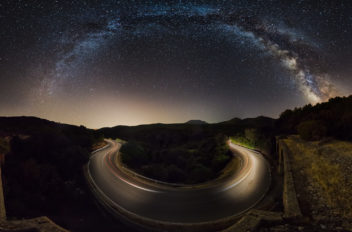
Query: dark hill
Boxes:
[
  {"xmin": 219, "ymin": 116, "xmax": 275, "ymax": 127},
  {"xmin": 98, "ymin": 115, "xmax": 277, "ymax": 153},
  {"xmin": 278, "ymin": 95, "xmax": 352, "ymax": 140},
  {"xmin": 0, "ymin": 116, "xmax": 83, "ymax": 135},
  {"xmin": 185, "ymin": 120, "xmax": 208, "ymax": 125},
  {"xmin": 0, "ymin": 116, "xmax": 110, "ymax": 232}
]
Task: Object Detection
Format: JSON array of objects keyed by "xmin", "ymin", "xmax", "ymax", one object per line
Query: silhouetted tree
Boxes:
[{"xmin": 297, "ymin": 120, "xmax": 327, "ymax": 141}]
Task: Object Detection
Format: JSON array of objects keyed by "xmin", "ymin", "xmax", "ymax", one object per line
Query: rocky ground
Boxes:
[
  {"xmin": 260, "ymin": 222, "xmax": 351, "ymax": 232},
  {"xmin": 276, "ymin": 135, "xmax": 352, "ymax": 232}
]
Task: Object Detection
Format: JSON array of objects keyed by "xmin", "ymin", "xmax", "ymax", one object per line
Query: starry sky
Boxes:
[{"xmin": 1, "ymin": 0, "xmax": 352, "ymax": 128}]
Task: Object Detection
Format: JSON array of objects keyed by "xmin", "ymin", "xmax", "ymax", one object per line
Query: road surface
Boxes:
[{"xmin": 87, "ymin": 139, "xmax": 271, "ymax": 223}]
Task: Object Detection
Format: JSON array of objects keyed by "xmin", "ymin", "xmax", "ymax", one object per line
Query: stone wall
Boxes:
[
  {"xmin": 276, "ymin": 137, "xmax": 302, "ymax": 219},
  {"xmin": 0, "ymin": 216, "xmax": 69, "ymax": 232}
]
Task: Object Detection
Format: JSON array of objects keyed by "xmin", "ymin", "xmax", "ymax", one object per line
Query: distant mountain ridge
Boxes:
[
  {"xmin": 220, "ymin": 116, "xmax": 275, "ymax": 127},
  {"xmin": 185, "ymin": 120, "xmax": 208, "ymax": 125},
  {"xmin": 2, "ymin": 95, "xmax": 351, "ymax": 135}
]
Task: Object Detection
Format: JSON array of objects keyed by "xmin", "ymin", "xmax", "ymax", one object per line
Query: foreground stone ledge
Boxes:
[
  {"xmin": 0, "ymin": 216, "xmax": 69, "ymax": 232},
  {"xmin": 222, "ymin": 210, "xmax": 282, "ymax": 232}
]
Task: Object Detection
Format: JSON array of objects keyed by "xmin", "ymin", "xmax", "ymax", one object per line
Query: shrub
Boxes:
[
  {"xmin": 120, "ymin": 134, "xmax": 232, "ymax": 184},
  {"xmin": 297, "ymin": 120, "xmax": 327, "ymax": 141},
  {"xmin": 212, "ymin": 153, "xmax": 230, "ymax": 170},
  {"xmin": 245, "ymin": 128, "xmax": 259, "ymax": 144},
  {"xmin": 167, "ymin": 164, "xmax": 186, "ymax": 183},
  {"xmin": 120, "ymin": 141, "xmax": 148, "ymax": 167},
  {"xmin": 189, "ymin": 164, "xmax": 213, "ymax": 183},
  {"xmin": 0, "ymin": 138, "xmax": 10, "ymax": 154}
]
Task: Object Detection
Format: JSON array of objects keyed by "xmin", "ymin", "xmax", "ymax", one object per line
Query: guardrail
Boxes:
[{"xmin": 92, "ymin": 144, "xmax": 110, "ymax": 154}]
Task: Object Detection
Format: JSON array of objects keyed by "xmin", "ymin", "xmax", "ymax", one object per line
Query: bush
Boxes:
[
  {"xmin": 245, "ymin": 128, "xmax": 259, "ymax": 143},
  {"xmin": 120, "ymin": 141, "xmax": 148, "ymax": 167},
  {"xmin": 212, "ymin": 153, "xmax": 230, "ymax": 170},
  {"xmin": 119, "ymin": 134, "xmax": 232, "ymax": 184},
  {"xmin": 167, "ymin": 164, "xmax": 186, "ymax": 183},
  {"xmin": 297, "ymin": 120, "xmax": 327, "ymax": 141},
  {"xmin": 0, "ymin": 138, "xmax": 9, "ymax": 154},
  {"xmin": 141, "ymin": 164, "xmax": 168, "ymax": 181},
  {"xmin": 189, "ymin": 164, "xmax": 213, "ymax": 183},
  {"xmin": 277, "ymin": 95, "xmax": 352, "ymax": 140},
  {"xmin": 3, "ymin": 127, "xmax": 96, "ymax": 219}
]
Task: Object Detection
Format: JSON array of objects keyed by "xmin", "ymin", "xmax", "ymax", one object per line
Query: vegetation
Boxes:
[
  {"xmin": 230, "ymin": 127, "xmax": 273, "ymax": 154},
  {"xmin": 0, "ymin": 117, "xmax": 126, "ymax": 232},
  {"xmin": 230, "ymin": 136, "xmax": 255, "ymax": 149},
  {"xmin": 296, "ymin": 120, "xmax": 327, "ymax": 141},
  {"xmin": 0, "ymin": 137, "xmax": 9, "ymax": 154},
  {"xmin": 120, "ymin": 134, "xmax": 232, "ymax": 184},
  {"xmin": 278, "ymin": 95, "xmax": 352, "ymax": 141},
  {"xmin": 120, "ymin": 141, "xmax": 148, "ymax": 167},
  {"xmin": 283, "ymin": 136, "xmax": 352, "ymax": 218}
]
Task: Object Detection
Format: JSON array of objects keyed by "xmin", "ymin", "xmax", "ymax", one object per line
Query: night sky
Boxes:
[{"xmin": 1, "ymin": 0, "xmax": 352, "ymax": 128}]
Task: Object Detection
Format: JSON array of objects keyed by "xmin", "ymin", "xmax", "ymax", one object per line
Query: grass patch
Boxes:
[
  {"xmin": 283, "ymin": 136, "xmax": 352, "ymax": 218},
  {"xmin": 230, "ymin": 137, "xmax": 256, "ymax": 150},
  {"xmin": 115, "ymin": 138, "xmax": 126, "ymax": 143}
]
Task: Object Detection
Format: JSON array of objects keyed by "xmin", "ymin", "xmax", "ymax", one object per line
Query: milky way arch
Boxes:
[{"xmin": 50, "ymin": 5, "xmax": 338, "ymax": 104}]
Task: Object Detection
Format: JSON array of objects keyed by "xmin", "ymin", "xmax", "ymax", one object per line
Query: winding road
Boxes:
[{"xmin": 87, "ymin": 139, "xmax": 271, "ymax": 224}]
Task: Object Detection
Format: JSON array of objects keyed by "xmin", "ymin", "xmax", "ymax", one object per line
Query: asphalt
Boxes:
[{"xmin": 87, "ymin": 139, "xmax": 271, "ymax": 223}]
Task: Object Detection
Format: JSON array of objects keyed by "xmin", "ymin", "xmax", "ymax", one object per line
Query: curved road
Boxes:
[{"xmin": 87, "ymin": 139, "xmax": 271, "ymax": 223}]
